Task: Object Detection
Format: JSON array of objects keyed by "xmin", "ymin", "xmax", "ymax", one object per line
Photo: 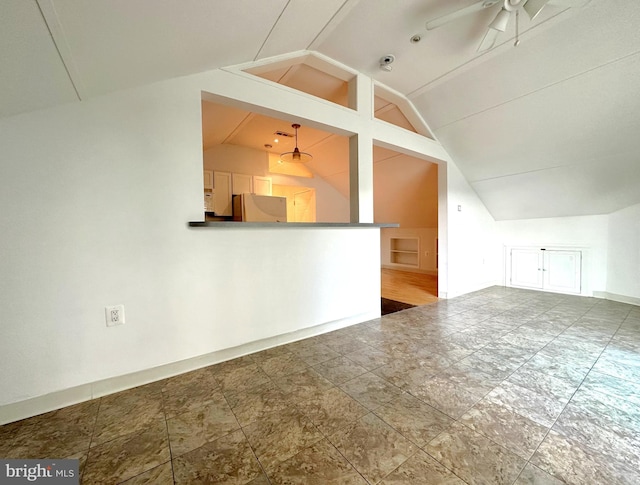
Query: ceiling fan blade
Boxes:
[
  {"xmin": 426, "ymin": 0, "xmax": 501, "ymax": 30},
  {"xmin": 523, "ymin": 0, "xmax": 550, "ymax": 20},
  {"xmin": 477, "ymin": 27, "xmax": 501, "ymax": 52}
]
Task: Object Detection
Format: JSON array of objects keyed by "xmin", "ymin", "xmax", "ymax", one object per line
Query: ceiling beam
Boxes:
[
  {"xmin": 307, "ymin": 0, "xmax": 362, "ymax": 51},
  {"xmin": 36, "ymin": 0, "xmax": 85, "ymax": 100}
]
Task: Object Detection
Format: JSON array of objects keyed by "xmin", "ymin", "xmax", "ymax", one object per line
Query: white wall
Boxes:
[
  {"xmin": 496, "ymin": 214, "xmax": 609, "ymax": 296},
  {"xmin": 607, "ymin": 202, "xmax": 640, "ymax": 300},
  {"xmin": 441, "ymin": 162, "xmax": 500, "ymax": 298},
  {"xmin": 0, "ymin": 71, "xmax": 380, "ymax": 414},
  {"xmin": 0, "ymin": 59, "xmax": 459, "ymax": 421},
  {"xmin": 373, "ymin": 156, "xmax": 438, "ymax": 228},
  {"xmin": 203, "ymin": 144, "xmax": 269, "ymax": 175}
]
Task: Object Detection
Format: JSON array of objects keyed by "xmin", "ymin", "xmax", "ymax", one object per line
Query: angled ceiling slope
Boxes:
[
  {"xmin": 5, "ymin": 0, "xmax": 640, "ymax": 221},
  {"xmin": 316, "ymin": 0, "xmax": 640, "ymax": 220},
  {"xmin": 0, "ymin": 0, "xmax": 354, "ymax": 118}
]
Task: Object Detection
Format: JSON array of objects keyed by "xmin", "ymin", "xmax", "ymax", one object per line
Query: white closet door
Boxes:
[
  {"xmin": 543, "ymin": 250, "xmax": 581, "ymax": 294},
  {"xmin": 510, "ymin": 249, "xmax": 543, "ymax": 289}
]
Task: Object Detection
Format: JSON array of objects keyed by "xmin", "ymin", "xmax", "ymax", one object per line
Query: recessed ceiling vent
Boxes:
[{"xmin": 274, "ymin": 130, "xmax": 295, "ymax": 138}]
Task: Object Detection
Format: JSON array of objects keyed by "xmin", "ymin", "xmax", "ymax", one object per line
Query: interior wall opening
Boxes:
[
  {"xmin": 201, "ymin": 98, "xmax": 352, "ymax": 223},
  {"xmin": 373, "ymin": 145, "xmax": 439, "ymax": 311}
]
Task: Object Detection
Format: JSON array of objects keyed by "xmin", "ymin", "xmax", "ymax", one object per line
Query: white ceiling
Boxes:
[{"xmin": 3, "ymin": 0, "xmax": 640, "ymax": 220}]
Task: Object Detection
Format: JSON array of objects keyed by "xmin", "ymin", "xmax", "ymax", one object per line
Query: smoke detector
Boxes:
[{"xmin": 379, "ymin": 55, "xmax": 395, "ymax": 72}]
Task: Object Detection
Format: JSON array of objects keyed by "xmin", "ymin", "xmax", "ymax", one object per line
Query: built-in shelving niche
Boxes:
[{"xmin": 389, "ymin": 237, "xmax": 419, "ymax": 268}]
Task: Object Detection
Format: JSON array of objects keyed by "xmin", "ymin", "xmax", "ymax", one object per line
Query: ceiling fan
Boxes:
[{"xmin": 426, "ymin": 0, "xmax": 591, "ymax": 52}]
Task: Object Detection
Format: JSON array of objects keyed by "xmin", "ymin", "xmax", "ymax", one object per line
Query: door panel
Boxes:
[
  {"xmin": 509, "ymin": 248, "xmax": 582, "ymax": 295},
  {"xmin": 511, "ymin": 249, "xmax": 543, "ymax": 289},
  {"xmin": 543, "ymin": 250, "xmax": 581, "ymax": 294}
]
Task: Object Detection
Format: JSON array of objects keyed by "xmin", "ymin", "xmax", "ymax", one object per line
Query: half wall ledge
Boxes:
[{"xmin": 188, "ymin": 222, "xmax": 399, "ymax": 228}]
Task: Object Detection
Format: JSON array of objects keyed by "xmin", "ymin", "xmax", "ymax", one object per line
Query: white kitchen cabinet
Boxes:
[
  {"xmin": 203, "ymin": 170, "xmax": 213, "ymax": 190},
  {"xmin": 510, "ymin": 248, "xmax": 581, "ymax": 294},
  {"xmin": 253, "ymin": 176, "xmax": 272, "ymax": 196},
  {"xmin": 213, "ymin": 171, "xmax": 232, "ymax": 216},
  {"xmin": 232, "ymin": 173, "xmax": 253, "ymax": 195}
]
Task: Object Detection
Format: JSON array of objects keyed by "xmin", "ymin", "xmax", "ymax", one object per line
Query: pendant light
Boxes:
[{"xmin": 280, "ymin": 124, "xmax": 312, "ymax": 163}]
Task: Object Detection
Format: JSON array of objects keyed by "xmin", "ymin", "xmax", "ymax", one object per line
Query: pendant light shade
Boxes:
[
  {"xmin": 479, "ymin": 5, "xmax": 511, "ymax": 51},
  {"xmin": 280, "ymin": 124, "xmax": 312, "ymax": 163},
  {"xmin": 489, "ymin": 7, "xmax": 511, "ymax": 32}
]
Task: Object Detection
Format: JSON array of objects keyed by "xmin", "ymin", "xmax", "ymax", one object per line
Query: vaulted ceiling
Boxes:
[{"xmin": 3, "ymin": 0, "xmax": 639, "ymax": 220}]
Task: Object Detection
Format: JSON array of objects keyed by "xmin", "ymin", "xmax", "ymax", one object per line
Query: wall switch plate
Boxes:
[
  {"xmin": 105, "ymin": 305, "xmax": 125, "ymax": 327},
  {"xmin": 457, "ymin": 205, "xmax": 462, "ymax": 212}
]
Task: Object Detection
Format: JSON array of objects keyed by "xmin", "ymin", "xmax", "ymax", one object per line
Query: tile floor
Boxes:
[{"xmin": 1, "ymin": 286, "xmax": 640, "ymax": 484}]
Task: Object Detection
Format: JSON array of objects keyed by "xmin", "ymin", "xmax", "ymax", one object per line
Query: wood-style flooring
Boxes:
[{"xmin": 381, "ymin": 268, "xmax": 438, "ymax": 305}]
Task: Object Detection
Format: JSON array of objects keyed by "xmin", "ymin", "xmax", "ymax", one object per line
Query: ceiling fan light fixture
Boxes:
[
  {"xmin": 523, "ymin": 0, "xmax": 550, "ymax": 20},
  {"xmin": 478, "ymin": 27, "xmax": 502, "ymax": 52},
  {"xmin": 489, "ymin": 8, "xmax": 511, "ymax": 32},
  {"xmin": 279, "ymin": 124, "xmax": 313, "ymax": 163}
]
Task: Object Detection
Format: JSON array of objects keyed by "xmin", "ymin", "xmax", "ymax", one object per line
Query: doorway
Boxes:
[
  {"xmin": 272, "ymin": 185, "xmax": 316, "ymax": 222},
  {"xmin": 373, "ymin": 146, "xmax": 438, "ymax": 307}
]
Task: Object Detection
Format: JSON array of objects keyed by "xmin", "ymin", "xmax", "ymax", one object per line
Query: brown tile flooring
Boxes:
[{"xmin": 2, "ymin": 286, "xmax": 640, "ymax": 484}]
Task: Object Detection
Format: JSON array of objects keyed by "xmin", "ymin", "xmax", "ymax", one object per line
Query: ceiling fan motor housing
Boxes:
[{"xmin": 505, "ymin": 0, "xmax": 526, "ymax": 11}]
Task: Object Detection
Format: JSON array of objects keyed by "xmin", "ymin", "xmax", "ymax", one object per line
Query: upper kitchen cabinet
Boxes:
[
  {"xmin": 232, "ymin": 173, "xmax": 252, "ymax": 195},
  {"xmin": 213, "ymin": 171, "xmax": 232, "ymax": 216},
  {"xmin": 253, "ymin": 176, "xmax": 272, "ymax": 196},
  {"xmin": 203, "ymin": 170, "xmax": 213, "ymax": 190}
]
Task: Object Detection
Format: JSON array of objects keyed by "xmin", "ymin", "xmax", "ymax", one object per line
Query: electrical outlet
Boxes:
[{"xmin": 105, "ymin": 305, "xmax": 125, "ymax": 327}]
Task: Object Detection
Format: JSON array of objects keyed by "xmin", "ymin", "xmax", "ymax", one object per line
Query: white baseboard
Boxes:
[
  {"xmin": 444, "ymin": 281, "xmax": 501, "ymax": 299},
  {"xmin": 0, "ymin": 311, "xmax": 378, "ymax": 425},
  {"xmin": 593, "ymin": 291, "xmax": 640, "ymax": 306}
]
